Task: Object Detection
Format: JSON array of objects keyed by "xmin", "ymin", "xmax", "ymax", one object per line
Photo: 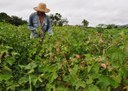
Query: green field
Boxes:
[{"xmin": 0, "ymin": 22, "xmax": 128, "ymax": 91}]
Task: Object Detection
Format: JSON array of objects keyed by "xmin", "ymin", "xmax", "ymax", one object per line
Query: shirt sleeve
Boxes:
[
  {"xmin": 47, "ymin": 16, "xmax": 53, "ymax": 35},
  {"xmin": 28, "ymin": 14, "xmax": 36, "ymax": 31}
]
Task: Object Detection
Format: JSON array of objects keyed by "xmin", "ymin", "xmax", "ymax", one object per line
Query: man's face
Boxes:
[{"xmin": 37, "ymin": 11, "xmax": 45, "ymax": 16}]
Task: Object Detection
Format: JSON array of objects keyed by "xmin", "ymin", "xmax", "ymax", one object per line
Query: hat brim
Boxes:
[{"xmin": 34, "ymin": 7, "xmax": 50, "ymax": 13}]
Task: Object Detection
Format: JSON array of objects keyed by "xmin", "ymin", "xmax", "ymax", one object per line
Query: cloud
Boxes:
[{"xmin": 0, "ymin": 0, "xmax": 128, "ymax": 26}]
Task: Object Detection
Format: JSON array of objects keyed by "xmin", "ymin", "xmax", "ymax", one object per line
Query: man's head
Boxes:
[{"xmin": 34, "ymin": 3, "xmax": 50, "ymax": 13}]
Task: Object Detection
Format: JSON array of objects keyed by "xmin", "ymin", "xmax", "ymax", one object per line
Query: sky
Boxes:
[{"xmin": 0, "ymin": 0, "xmax": 128, "ymax": 26}]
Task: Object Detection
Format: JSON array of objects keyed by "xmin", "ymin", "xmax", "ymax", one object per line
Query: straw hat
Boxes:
[{"xmin": 34, "ymin": 3, "xmax": 50, "ymax": 13}]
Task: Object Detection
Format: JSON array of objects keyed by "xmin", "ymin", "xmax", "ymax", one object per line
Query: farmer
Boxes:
[{"xmin": 28, "ymin": 3, "xmax": 53, "ymax": 38}]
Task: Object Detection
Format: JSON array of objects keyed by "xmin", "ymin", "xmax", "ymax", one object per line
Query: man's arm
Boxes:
[
  {"xmin": 47, "ymin": 16, "xmax": 53, "ymax": 36},
  {"xmin": 28, "ymin": 13, "xmax": 36, "ymax": 31}
]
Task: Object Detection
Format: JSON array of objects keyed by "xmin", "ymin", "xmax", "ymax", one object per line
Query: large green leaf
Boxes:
[
  {"xmin": 85, "ymin": 85, "xmax": 100, "ymax": 91},
  {"xmin": 0, "ymin": 73, "xmax": 12, "ymax": 81}
]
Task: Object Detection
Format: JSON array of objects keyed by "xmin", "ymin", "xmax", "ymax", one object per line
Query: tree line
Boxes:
[
  {"xmin": 0, "ymin": 12, "xmax": 27, "ymax": 26},
  {"xmin": 1, "ymin": 12, "xmax": 128, "ymax": 28},
  {"xmin": 96, "ymin": 24, "xmax": 128, "ymax": 29}
]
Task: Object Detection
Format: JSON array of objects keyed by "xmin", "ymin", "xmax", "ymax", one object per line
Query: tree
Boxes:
[
  {"xmin": 107, "ymin": 24, "xmax": 116, "ymax": 29},
  {"xmin": 96, "ymin": 24, "xmax": 107, "ymax": 28},
  {"xmin": 62, "ymin": 18, "xmax": 68, "ymax": 25},
  {"xmin": 9, "ymin": 16, "xmax": 27, "ymax": 26},
  {"xmin": 54, "ymin": 13, "xmax": 62, "ymax": 21},
  {"xmin": 82, "ymin": 19, "xmax": 89, "ymax": 27},
  {"xmin": 0, "ymin": 12, "xmax": 11, "ymax": 22},
  {"xmin": 49, "ymin": 13, "xmax": 68, "ymax": 26}
]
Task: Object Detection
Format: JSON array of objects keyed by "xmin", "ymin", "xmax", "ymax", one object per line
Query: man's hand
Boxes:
[{"xmin": 40, "ymin": 30, "xmax": 44, "ymax": 37}]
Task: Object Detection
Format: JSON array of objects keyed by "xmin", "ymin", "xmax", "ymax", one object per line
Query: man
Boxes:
[{"xmin": 28, "ymin": 3, "xmax": 53, "ymax": 38}]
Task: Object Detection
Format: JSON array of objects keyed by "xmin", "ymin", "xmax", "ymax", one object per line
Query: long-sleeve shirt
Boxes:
[{"xmin": 28, "ymin": 12, "xmax": 53, "ymax": 35}]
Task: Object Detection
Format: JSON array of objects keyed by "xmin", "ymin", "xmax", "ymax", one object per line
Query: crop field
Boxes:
[{"xmin": 0, "ymin": 22, "xmax": 128, "ymax": 91}]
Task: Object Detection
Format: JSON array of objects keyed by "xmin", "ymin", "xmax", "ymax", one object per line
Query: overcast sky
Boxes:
[{"xmin": 0, "ymin": 0, "xmax": 128, "ymax": 26}]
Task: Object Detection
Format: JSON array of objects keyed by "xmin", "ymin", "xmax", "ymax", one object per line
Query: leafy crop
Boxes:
[{"xmin": 0, "ymin": 22, "xmax": 128, "ymax": 91}]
